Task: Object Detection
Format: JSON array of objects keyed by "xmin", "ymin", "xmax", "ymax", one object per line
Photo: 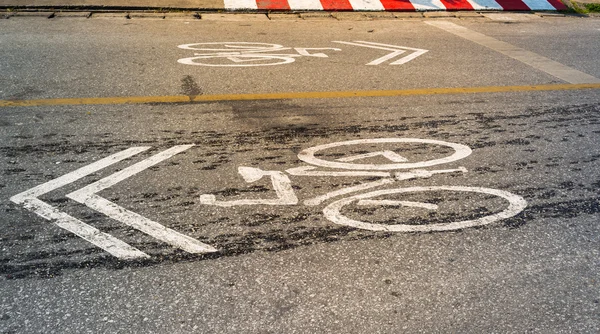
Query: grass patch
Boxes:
[
  {"xmin": 570, "ymin": 0, "xmax": 600, "ymax": 13},
  {"xmin": 584, "ymin": 3, "xmax": 600, "ymax": 12}
]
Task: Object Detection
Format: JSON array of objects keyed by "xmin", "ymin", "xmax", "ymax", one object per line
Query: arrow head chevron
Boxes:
[
  {"xmin": 332, "ymin": 40, "xmax": 428, "ymax": 66},
  {"xmin": 10, "ymin": 145, "xmax": 218, "ymax": 260}
]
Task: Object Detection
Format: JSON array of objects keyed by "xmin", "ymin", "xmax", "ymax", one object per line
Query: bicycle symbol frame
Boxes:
[{"xmin": 200, "ymin": 138, "xmax": 527, "ymax": 232}]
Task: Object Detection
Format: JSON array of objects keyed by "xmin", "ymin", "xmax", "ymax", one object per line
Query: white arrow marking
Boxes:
[
  {"xmin": 67, "ymin": 145, "xmax": 218, "ymax": 254},
  {"xmin": 332, "ymin": 41, "xmax": 428, "ymax": 66},
  {"xmin": 10, "ymin": 147, "xmax": 151, "ymax": 260},
  {"xmin": 336, "ymin": 150, "xmax": 409, "ymax": 163}
]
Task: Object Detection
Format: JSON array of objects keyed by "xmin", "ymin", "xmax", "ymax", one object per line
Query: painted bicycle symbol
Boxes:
[
  {"xmin": 177, "ymin": 42, "xmax": 341, "ymax": 67},
  {"xmin": 200, "ymin": 138, "xmax": 527, "ymax": 232},
  {"xmin": 177, "ymin": 41, "xmax": 429, "ymax": 67}
]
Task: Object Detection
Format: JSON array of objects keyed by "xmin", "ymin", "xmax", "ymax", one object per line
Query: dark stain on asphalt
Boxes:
[{"xmin": 181, "ymin": 75, "xmax": 202, "ymax": 99}]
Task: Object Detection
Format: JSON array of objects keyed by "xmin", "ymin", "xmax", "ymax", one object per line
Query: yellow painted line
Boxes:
[{"xmin": 1, "ymin": 83, "xmax": 600, "ymax": 108}]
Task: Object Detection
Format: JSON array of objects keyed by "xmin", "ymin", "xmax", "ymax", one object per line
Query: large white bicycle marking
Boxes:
[
  {"xmin": 11, "ymin": 137, "xmax": 526, "ymax": 259},
  {"xmin": 201, "ymin": 137, "xmax": 525, "ymax": 233}
]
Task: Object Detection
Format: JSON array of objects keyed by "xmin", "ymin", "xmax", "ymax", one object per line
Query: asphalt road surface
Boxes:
[{"xmin": 1, "ymin": 14, "xmax": 599, "ymax": 333}]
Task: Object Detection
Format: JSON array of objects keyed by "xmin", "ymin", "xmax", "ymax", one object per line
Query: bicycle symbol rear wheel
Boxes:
[
  {"xmin": 322, "ymin": 186, "xmax": 527, "ymax": 232},
  {"xmin": 178, "ymin": 42, "xmax": 286, "ymax": 52},
  {"xmin": 177, "ymin": 54, "xmax": 297, "ymax": 67}
]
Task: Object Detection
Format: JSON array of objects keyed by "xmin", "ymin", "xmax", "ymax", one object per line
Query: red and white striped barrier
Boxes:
[{"xmin": 224, "ymin": 0, "xmax": 566, "ymax": 11}]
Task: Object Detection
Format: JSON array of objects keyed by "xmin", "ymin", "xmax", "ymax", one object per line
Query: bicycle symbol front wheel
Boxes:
[
  {"xmin": 298, "ymin": 138, "xmax": 472, "ymax": 170},
  {"xmin": 322, "ymin": 186, "xmax": 527, "ymax": 232}
]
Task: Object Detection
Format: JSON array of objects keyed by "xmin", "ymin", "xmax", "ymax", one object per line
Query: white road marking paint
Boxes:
[
  {"xmin": 286, "ymin": 166, "xmax": 391, "ymax": 177},
  {"xmin": 465, "ymin": 0, "xmax": 503, "ymax": 10},
  {"xmin": 394, "ymin": 167, "xmax": 467, "ymax": 180},
  {"xmin": 294, "ymin": 48, "xmax": 341, "ymax": 58},
  {"xmin": 67, "ymin": 145, "xmax": 218, "ymax": 254},
  {"xmin": 425, "ymin": 21, "xmax": 600, "ymax": 84},
  {"xmin": 323, "ymin": 186, "xmax": 527, "ymax": 232},
  {"xmin": 336, "ymin": 150, "xmax": 409, "ymax": 163},
  {"xmin": 178, "ymin": 42, "xmax": 285, "ymax": 52},
  {"xmin": 287, "ymin": 0, "xmax": 324, "ymax": 10},
  {"xmin": 521, "ymin": 0, "xmax": 556, "ymax": 9},
  {"xmin": 10, "ymin": 147, "xmax": 151, "ymax": 259},
  {"xmin": 332, "ymin": 41, "xmax": 428, "ymax": 65},
  {"xmin": 224, "ymin": 0, "xmax": 259, "ymax": 8},
  {"xmin": 409, "ymin": 0, "xmax": 447, "ymax": 10},
  {"xmin": 303, "ymin": 167, "xmax": 468, "ymax": 206},
  {"xmin": 298, "ymin": 138, "xmax": 472, "ymax": 170},
  {"xmin": 347, "ymin": 0, "xmax": 385, "ymax": 10},
  {"xmin": 200, "ymin": 166, "xmax": 298, "ymax": 207},
  {"xmin": 178, "ymin": 54, "xmax": 297, "ymax": 67},
  {"xmin": 304, "ymin": 178, "xmax": 396, "ymax": 206},
  {"xmin": 357, "ymin": 199, "xmax": 439, "ymax": 210}
]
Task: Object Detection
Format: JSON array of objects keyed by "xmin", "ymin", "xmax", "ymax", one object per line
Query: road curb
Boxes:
[
  {"xmin": 1, "ymin": 9, "xmax": 591, "ymax": 20},
  {"xmin": 0, "ymin": 0, "xmax": 572, "ymax": 12}
]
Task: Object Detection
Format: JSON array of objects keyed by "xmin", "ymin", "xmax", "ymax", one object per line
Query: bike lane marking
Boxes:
[
  {"xmin": 10, "ymin": 147, "xmax": 153, "ymax": 260},
  {"xmin": 9, "ymin": 138, "xmax": 528, "ymax": 259},
  {"xmin": 177, "ymin": 41, "xmax": 424, "ymax": 66},
  {"xmin": 2, "ymin": 84, "xmax": 599, "ymax": 108},
  {"xmin": 425, "ymin": 21, "xmax": 600, "ymax": 85},
  {"xmin": 66, "ymin": 145, "xmax": 218, "ymax": 254}
]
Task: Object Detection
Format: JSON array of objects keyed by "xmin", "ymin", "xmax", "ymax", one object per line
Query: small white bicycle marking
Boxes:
[
  {"xmin": 200, "ymin": 137, "xmax": 526, "ymax": 232},
  {"xmin": 177, "ymin": 41, "xmax": 429, "ymax": 67}
]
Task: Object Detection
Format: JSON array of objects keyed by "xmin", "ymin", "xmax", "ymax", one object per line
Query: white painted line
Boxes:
[
  {"xmin": 224, "ymin": 0, "xmax": 258, "ymax": 9},
  {"xmin": 333, "ymin": 41, "xmax": 408, "ymax": 66},
  {"xmin": 409, "ymin": 0, "xmax": 447, "ymax": 10},
  {"xmin": 297, "ymin": 138, "xmax": 472, "ymax": 170},
  {"xmin": 336, "ymin": 150, "xmax": 408, "ymax": 163},
  {"xmin": 521, "ymin": 0, "xmax": 556, "ymax": 9},
  {"xmin": 10, "ymin": 147, "xmax": 150, "ymax": 202},
  {"xmin": 304, "ymin": 178, "xmax": 395, "ymax": 206},
  {"xmin": 286, "ymin": 166, "xmax": 391, "ymax": 177},
  {"xmin": 346, "ymin": 0, "xmax": 385, "ymax": 11},
  {"xmin": 21, "ymin": 198, "xmax": 149, "ymax": 259},
  {"xmin": 200, "ymin": 167, "xmax": 298, "ymax": 207},
  {"xmin": 357, "ymin": 199, "xmax": 439, "ymax": 210},
  {"xmin": 390, "ymin": 48, "xmax": 429, "ymax": 65},
  {"xmin": 294, "ymin": 48, "xmax": 341, "ymax": 58},
  {"xmin": 465, "ymin": 0, "xmax": 503, "ymax": 10},
  {"xmin": 394, "ymin": 167, "xmax": 467, "ymax": 180},
  {"xmin": 10, "ymin": 147, "xmax": 151, "ymax": 259},
  {"xmin": 342, "ymin": 41, "xmax": 429, "ymax": 66},
  {"xmin": 323, "ymin": 186, "xmax": 527, "ymax": 232},
  {"xmin": 67, "ymin": 145, "xmax": 218, "ymax": 254},
  {"xmin": 73, "ymin": 194, "xmax": 217, "ymax": 253},
  {"xmin": 69, "ymin": 145, "xmax": 193, "ymax": 196},
  {"xmin": 288, "ymin": 0, "xmax": 324, "ymax": 10},
  {"xmin": 425, "ymin": 21, "xmax": 600, "ymax": 85}
]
